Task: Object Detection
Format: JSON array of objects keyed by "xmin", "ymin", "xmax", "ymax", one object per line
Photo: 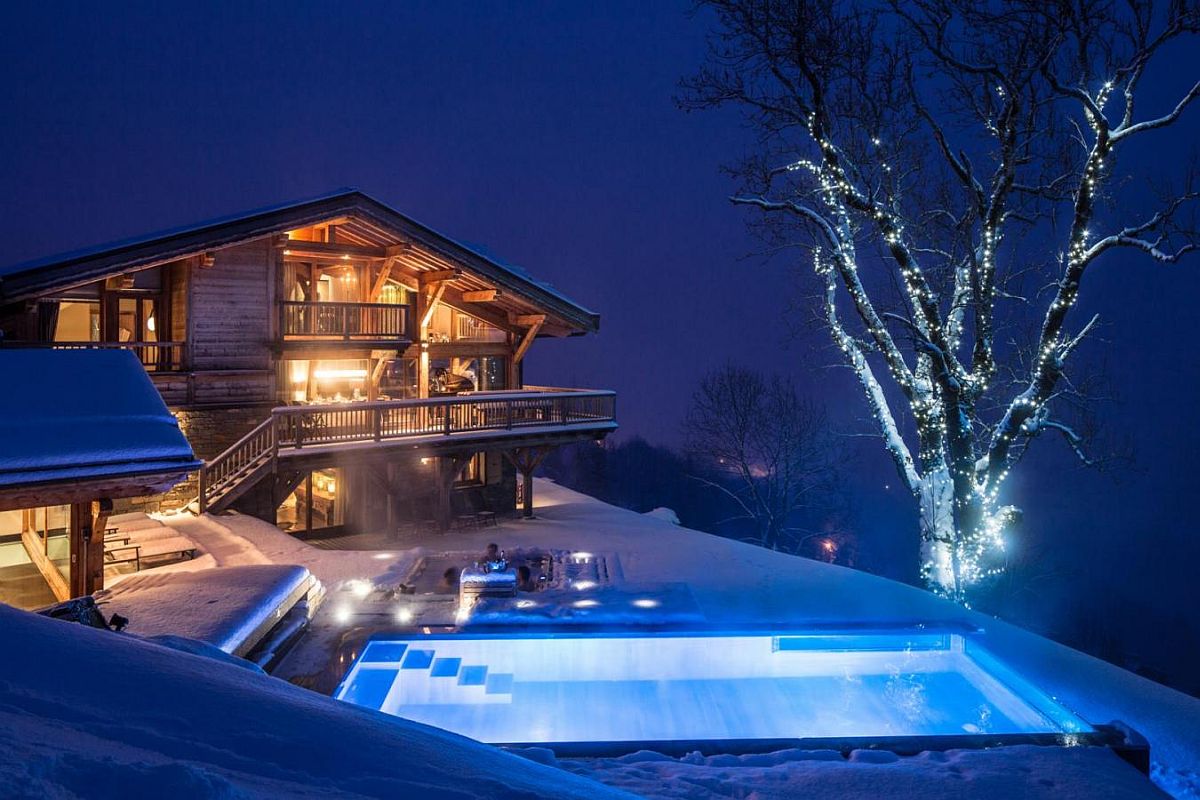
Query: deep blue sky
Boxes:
[{"xmin": 3, "ymin": 2, "xmax": 1199, "ymax": 683}]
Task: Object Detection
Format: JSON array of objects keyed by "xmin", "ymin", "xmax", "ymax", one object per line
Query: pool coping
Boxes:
[{"xmin": 328, "ymin": 624, "xmax": 1153, "ymax": 775}]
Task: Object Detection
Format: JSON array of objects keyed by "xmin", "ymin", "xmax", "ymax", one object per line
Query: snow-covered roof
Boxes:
[
  {"xmin": 0, "ymin": 349, "xmax": 200, "ymax": 493},
  {"xmin": 0, "ymin": 189, "xmax": 600, "ymax": 333}
]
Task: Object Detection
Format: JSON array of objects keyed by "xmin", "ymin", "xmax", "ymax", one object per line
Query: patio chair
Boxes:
[{"xmin": 466, "ymin": 488, "xmax": 498, "ymax": 527}]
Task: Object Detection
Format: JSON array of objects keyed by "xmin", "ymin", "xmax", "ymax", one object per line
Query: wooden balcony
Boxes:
[
  {"xmin": 273, "ymin": 389, "xmax": 616, "ymax": 450},
  {"xmin": 279, "ymin": 300, "xmax": 412, "ymax": 341},
  {"xmin": 197, "ymin": 389, "xmax": 617, "ymax": 513},
  {"xmin": 0, "ymin": 341, "xmax": 185, "ymax": 372}
]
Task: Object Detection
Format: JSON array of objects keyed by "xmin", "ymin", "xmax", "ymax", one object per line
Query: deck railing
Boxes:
[
  {"xmin": 274, "ymin": 389, "xmax": 616, "ymax": 449},
  {"xmin": 1, "ymin": 340, "xmax": 185, "ymax": 371},
  {"xmin": 197, "ymin": 417, "xmax": 276, "ymax": 513},
  {"xmin": 197, "ymin": 389, "xmax": 615, "ymax": 512},
  {"xmin": 280, "ymin": 300, "xmax": 412, "ymax": 339}
]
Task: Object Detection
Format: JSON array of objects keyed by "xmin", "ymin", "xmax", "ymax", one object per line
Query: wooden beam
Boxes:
[
  {"xmin": 20, "ymin": 525, "xmax": 70, "ymax": 602},
  {"xmin": 512, "ymin": 315, "xmax": 546, "ymax": 366},
  {"xmin": 418, "ymin": 268, "xmax": 461, "ymax": 286},
  {"xmin": 0, "ymin": 472, "xmax": 195, "ymax": 512},
  {"xmin": 368, "ymin": 257, "xmax": 397, "ymax": 302},
  {"xmin": 513, "ymin": 314, "xmax": 547, "ymax": 328},
  {"xmin": 461, "ymin": 289, "xmax": 500, "ymax": 303},
  {"xmin": 371, "ymin": 350, "xmax": 397, "ymax": 385},
  {"xmin": 420, "ymin": 282, "xmax": 448, "ymax": 330},
  {"xmin": 281, "ymin": 240, "xmax": 387, "ymax": 260}
]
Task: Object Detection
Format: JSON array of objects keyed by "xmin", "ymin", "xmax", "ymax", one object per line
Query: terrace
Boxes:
[{"xmin": 197, "ymin": 387, "xmax": 617, "ymax": 520}]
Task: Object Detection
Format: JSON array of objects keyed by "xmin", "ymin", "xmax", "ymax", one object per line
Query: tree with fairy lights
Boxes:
[{"xmin": 683, "ymin": 0, "xmax": 1200, "ymax": 601}]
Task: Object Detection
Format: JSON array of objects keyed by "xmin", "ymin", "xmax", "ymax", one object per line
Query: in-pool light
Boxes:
[
  {"xmin": 573, "ymin": 580, "xmax": 596, "ymax": 591},
  {"xmin": 573, "ymin": 599, "xmax": 599, "ymax": 608},
  {"xmin": 632, "ymin": 598, "xmax": 659, "ymax": 608},
  {"xmin": 348, "ymin": 579, "xmax": 373, "ymax": 598}
]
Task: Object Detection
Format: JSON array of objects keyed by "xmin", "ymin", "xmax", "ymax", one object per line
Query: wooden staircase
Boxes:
[{"xmin": 197, "ymin": 417, "xmax": 277, "ymax": 514}]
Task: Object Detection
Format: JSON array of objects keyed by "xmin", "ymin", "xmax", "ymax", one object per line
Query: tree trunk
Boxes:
[{"xmin": 918, "ymin": 467, "xmax": 959, "ymax": 597}]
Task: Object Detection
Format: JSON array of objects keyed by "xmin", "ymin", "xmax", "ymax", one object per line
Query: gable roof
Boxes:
[
  {"xmin": 0, "ymin": 349, "xmax": 200, "ymax": 504},
  {"xmin": 0, "ymin": 189, "xmax": 599, "ymax": 334}
]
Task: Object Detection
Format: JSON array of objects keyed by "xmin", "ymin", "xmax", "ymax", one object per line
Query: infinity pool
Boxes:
[{"xmin": 334, "ymin": 630, "xmax": 1091, "ymax": 752}]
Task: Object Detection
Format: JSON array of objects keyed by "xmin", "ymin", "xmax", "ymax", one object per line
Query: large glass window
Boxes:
[
  {"xmin": 114, "ymin": 296, "xmax": 159, "ymax": 343},
  {"xmin": 428, "ymin": 306, "xmax": 506, "ymax": 344},
  {"xmin": 277, "ymin": 468, "xmax": 345, "ymax": 533},
  {"xmin": 378, "ymin": 358, "xmax": 418, "ymax": 400},
  {"xmin": 52, "ymin": 301, "xmax": 101, "ymax": 342},
  {"xmin": 282, "ymin": 358, "xmax": 370, "ymax": 403}
]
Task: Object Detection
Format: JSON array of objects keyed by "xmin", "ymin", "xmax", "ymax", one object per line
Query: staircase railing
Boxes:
[
  {"xmin": 198, "ymin": 417, "xmax": 277, "ymax": 513},
  {"xmin": 195, "ymin": 389, "xmax": 616, "ymax": 513}
]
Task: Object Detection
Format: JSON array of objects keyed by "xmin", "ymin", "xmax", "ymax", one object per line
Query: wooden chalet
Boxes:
[
  {"xmin": 0, "ymin": 190, "xmax": 615, "ymax": 547},
  {"xmin": 0, "ymin": 349, "xmax": 200, "ymax": 605}
]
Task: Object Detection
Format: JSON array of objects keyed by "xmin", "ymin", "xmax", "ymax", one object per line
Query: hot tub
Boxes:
[{"xmin": 334, "ymin": 628, "xmax": 1102, "ymax": 756}]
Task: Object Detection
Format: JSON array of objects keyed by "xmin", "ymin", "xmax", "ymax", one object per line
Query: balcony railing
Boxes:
[
  {"xmin": 280, "ymin": 301, "xmax": 412, "ymax": 340},
  {"xmin": 1, "ymin": 341, "xmax": 184, "ymax": 372},
  {"xmin": 197, "ymin": 388, "xmax": 616, "ymax": 513},
  {"xmin": 274, "ymin": 389, "xmax": 617, "ymax": 449}
]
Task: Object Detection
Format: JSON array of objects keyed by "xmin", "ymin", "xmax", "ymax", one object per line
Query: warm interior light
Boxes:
[
  {"xmin": 146, "ymin": 315, "xmax": 155, "ymax": 333},
  {"xmin": 314, "ymin": 368, "xmax": 368, "ymax": 380}
]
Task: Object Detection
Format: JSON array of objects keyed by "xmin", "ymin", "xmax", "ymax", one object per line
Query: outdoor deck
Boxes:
[{"xmin": 198, "ymin": 388, "xmax": 616, "ymax": 514}]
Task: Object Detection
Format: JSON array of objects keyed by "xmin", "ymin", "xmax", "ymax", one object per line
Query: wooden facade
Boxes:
[{"xmin": 0, "ymin": 190, "xmax": 612, "ymax": 537}]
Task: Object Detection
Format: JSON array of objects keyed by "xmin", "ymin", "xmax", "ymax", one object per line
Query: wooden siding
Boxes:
[
  {"xmin": 188, "ymin": 239, "xmax": 274, "ymax": 373},
  {"xmin": 168, "ymin": 259, "xmax": 189, "ymax": 348}
]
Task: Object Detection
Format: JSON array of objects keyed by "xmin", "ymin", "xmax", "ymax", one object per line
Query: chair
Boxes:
[{"xmin": 466, "ymin": 488, "xmax": 498, "ymax": 528}]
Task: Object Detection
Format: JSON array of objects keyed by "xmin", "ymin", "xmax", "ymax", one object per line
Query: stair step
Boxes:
[
  {"xmin": 458, "ymin": 665, "xmax": 488, "ymax": 686},
  {"xmin": 430, "ymin": 657, "xmax": 462, "ymax": 678},
  {"xmin": 484, "ymin": 672, "xmax": 514, "ymax": 695},
  {"xmin": 401, "ymin": 649, "xmax": 435, "ymax": 670}
]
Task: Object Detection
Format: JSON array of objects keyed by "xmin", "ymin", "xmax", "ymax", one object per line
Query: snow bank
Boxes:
[
  {"xmin": 546, "ymin": 745, "xmax": 1168, "ymax": 800},
  {"xmin": 0, "ymin": 604, "xmax": 634, "ymax": 800},
  {"xmin": 97, "ymin": 564, "xmax": 311, "ymax": 653},
  {"xmin": 644, "ymin": 507, "xmax": 681, "ymax": 525}
]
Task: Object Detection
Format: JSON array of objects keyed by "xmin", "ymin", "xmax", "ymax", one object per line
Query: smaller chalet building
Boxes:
[
  {"xmin": 0, "ymin": 190, "xmax": 615, "ymax": 581},
  {"xmin": 0, "ymin": 349, "xmax": 199, "ymax": 603}
]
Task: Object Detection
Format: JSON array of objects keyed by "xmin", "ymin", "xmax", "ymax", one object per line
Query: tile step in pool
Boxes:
[{"xmin": 333, "ymin": 629, "xmax": 1123, "ymax": 759}]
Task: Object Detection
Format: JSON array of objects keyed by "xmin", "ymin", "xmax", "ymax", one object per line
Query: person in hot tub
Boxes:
[
  {"xmin": 481, "ymin": 543, "xmax": 506, "ymax": 572},
  {"xmin": 437, "ymin": 567, "xmax": 460, "ymax": 593},
  {"xmin": 516, "ymin": 565, "xmax": 536, "ymax": 592}
]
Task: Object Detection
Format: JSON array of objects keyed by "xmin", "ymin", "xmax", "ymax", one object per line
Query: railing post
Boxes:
[
  {"xmin": 506, "ymin": 398, "xmax": 513, "ymax": 430},
  {"xmin": 374, "ymin": 406, "xmax": 382, "ymax": 441},
  {"xmin": 443, "ymin": 400, "xmax": 452, "ymax": 435},
  {"xmin": 198, "ymin": 466, "xmax": 208, "ymax": 514},
  {"xmin": 295, "ymin": 412, "xmax": 305, "ymax": 449}
]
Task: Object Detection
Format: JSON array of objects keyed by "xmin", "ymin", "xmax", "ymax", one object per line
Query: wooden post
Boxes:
[
  {"xmin": 504, "ymin": 446, "xmax": 553, "ymax": 519},
  {"xmin": 304, "ymin": 473, "xmax": 314, "ymax": 534},
  {"xmin": 89, "ymin": 500, "xmax": 110, "ymax": 596},
  {"xmin": 68, "ymin": 501, "xmax": 105, "ymax": 598},
  {"xmin": 435, "ymin": 454, "xmax": 470, "ymax": 532}
]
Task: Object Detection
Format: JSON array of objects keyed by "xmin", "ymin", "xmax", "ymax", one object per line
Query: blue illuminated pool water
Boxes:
[{"xmin": 334, "ymin": 630, "xmax": 1091, "ymax": 749}]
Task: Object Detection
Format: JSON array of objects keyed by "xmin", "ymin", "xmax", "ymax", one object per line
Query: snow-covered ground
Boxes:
[
  {"xmin": 0, "ymin": 603, "xmax": 634, "ymax": 800},
  {"xmin": 3, "ymin": 478, "xmax": 1196, "ymax": 798}
]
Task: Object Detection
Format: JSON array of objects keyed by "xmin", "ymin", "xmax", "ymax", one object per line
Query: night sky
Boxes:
[{"xmin": 3, "ymin": 3, "xmax": 1198, "ymax": 681}]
